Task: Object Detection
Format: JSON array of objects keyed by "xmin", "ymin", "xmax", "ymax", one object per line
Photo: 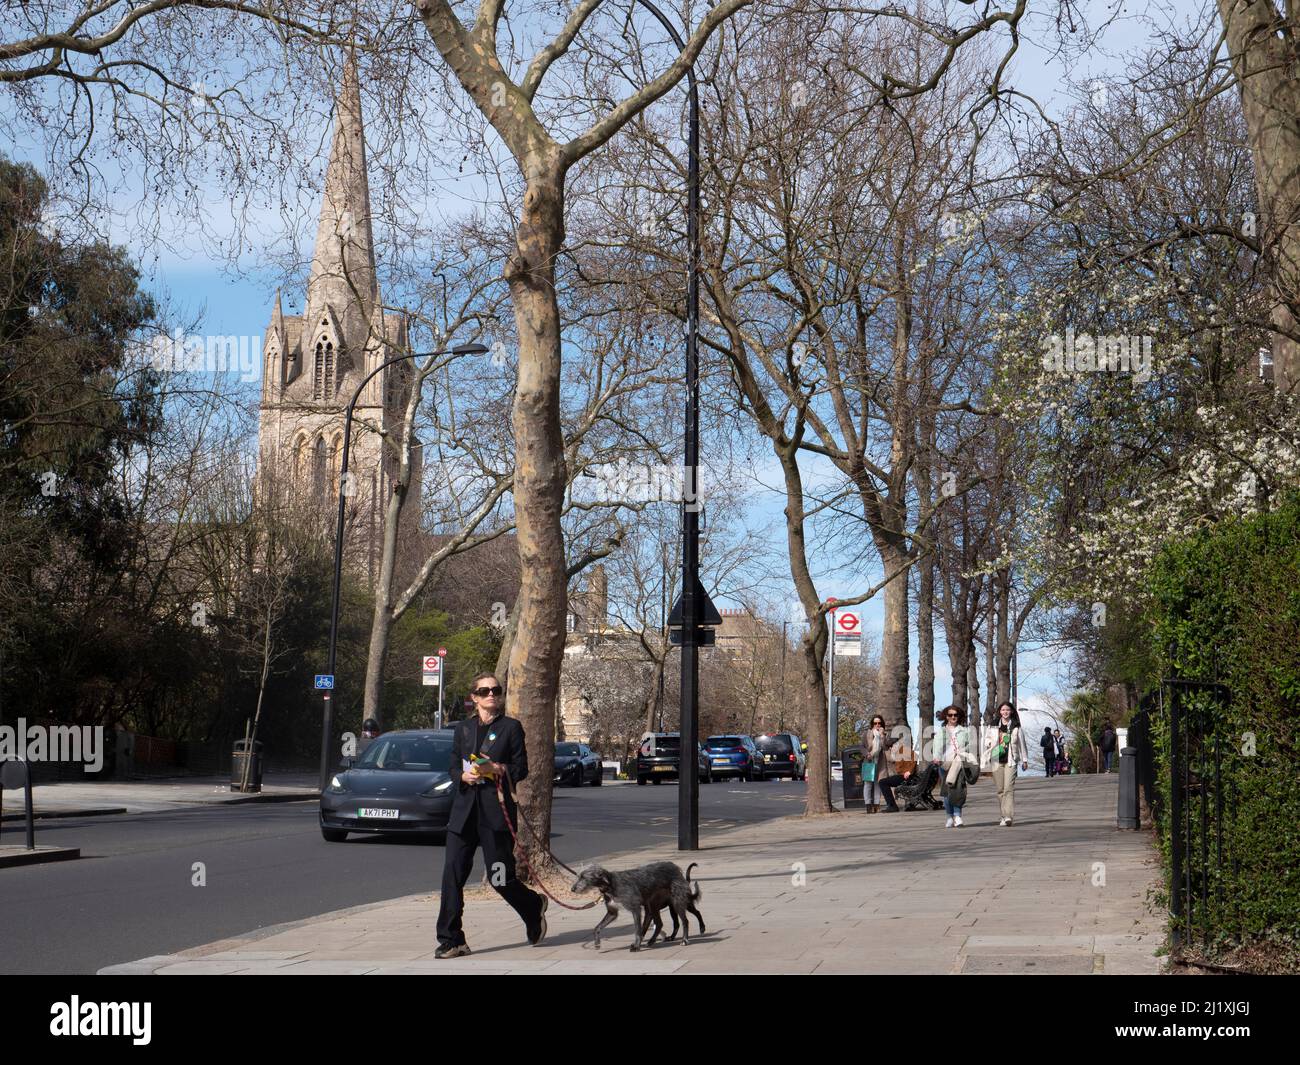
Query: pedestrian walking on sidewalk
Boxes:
[
  {"xmin": 435, "ymin": 672, "xmax": 548, "ymax": 959},
  {"xmin": 861, "ymin": 715, "xmax": 891, "ymax": 812},
  {"xmin": 1054, "ymin": 730, "xmax": 1069, "ymax": 775},
  {"xmin": 1041, "ymin": 727, "xmax": 1057, "ymax": 777},
  {"xmin": 1100, "ymin": 723, "xmax": 1117, "ymax": 772},
  {"xmin": 932, "ymin": 705, "xmax": 976, "ymax": 827},
  {"xmin": 981, "ymin": 702, "xmax": 1029, "ymax": 826}
]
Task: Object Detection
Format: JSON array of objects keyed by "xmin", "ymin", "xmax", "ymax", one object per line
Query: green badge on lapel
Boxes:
[{"xmin": 489, "ymin": 733, "xmax": 497, "ymax": 743}]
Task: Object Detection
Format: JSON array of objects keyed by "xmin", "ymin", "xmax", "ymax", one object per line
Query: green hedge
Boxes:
[{"xmin": 1147, "ymin": 493, "xmax": 1300, "ymax": 956}]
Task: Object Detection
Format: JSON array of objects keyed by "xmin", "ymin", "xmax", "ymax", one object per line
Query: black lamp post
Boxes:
[
  {"xmin": 628, "ymin": 0, "xmax": 702, "ymax": 852},
  {"xmin": 318, "ymin": 342, "xmax": 488, "ymax": 793}
]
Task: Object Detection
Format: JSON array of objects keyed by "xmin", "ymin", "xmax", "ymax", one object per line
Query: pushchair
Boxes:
[{"xmin": 895, "ymin": 762, "xmax": 943, "ymax": 810}]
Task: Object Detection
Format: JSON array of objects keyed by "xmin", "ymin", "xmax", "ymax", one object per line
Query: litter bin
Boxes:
[
  {"xmin": 841, "ymin": 745, "xmax": 865, "ymax": 809},
  {"xmin": 231, "ymin": 739, "xmax": 264, "ymax": 793}
]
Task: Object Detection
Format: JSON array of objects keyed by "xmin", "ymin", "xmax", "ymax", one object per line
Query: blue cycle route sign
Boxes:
[{"xmin": 314, "ymin": 675, "xmax": 335, "ymax": 690}]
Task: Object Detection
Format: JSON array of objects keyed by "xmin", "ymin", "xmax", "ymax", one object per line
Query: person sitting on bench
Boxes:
[{"xmin": 879, "ymin": 753, "xmax": 941, "ymax": 812}]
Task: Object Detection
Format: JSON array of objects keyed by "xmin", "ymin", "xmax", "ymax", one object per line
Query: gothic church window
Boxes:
[
  {"xmin": 330, "ymin": 432, "xmax": 343, "ymax": 496},
  {"xmin": 313, "ymin": 436, "xmax": 326, "ymax": 494},
  {"xmin": 312, "ymin": 326, "xmax": 335, "ymax": 399},
  {"xmin": 292, "ymin": 434, "xmax": 309, "ymax": 483}
]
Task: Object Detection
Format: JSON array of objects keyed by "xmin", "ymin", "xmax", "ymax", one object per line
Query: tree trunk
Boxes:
[
  {"xmin": 945, "ymin": 610, "xmax": 969, "ymax": 717},
  {"xmin": 363, "ymin": 355, "xmax": 427, "ymax": 729},
  {"xmin": 871, "ymin": 264, "xmax": 913, "ymax": 730},
  {"xmin": 916, "ymin": 556, "xmax": 935, "ymax": 741},
  {"xmin": 995, "ymin": 567, "xmax": 1012, "ymax": 708},
  {"xmin": 873, "ymin": 537, "xmax": 911, "ymax": 731},
  {"xmin": 984, "ymin": 599, "xmax": 996, "ymax": 723},
  {"xmin": 504, "ymin": 156, "xmax": 570, "ymax": 874},
  {"xmin": 1217, "ymin": 0, "xmax": 1300, "ymax": 392},
  {"xmin": 779, "ymin": 440, "xmax": 834, "ymax": 814},
  {"xmin": 493, "ymin": 595, "xmax": 524, "ymax": 684}
]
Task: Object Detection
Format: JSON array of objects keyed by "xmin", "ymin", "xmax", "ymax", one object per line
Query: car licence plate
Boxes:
[
  {"xmin": 653, "ymin": 765, "xmax": 671, "ymax": 772},
  {"xmin": 766, "ymin": 755, "xmax": 775, "ymax": 762},
  {"xmin": 358, "ymin": 808, "xmax": 399, "ymax": 819},
  {"xmin": 712, "ymin": 759, "xmax": 729, "ymax": 765}
]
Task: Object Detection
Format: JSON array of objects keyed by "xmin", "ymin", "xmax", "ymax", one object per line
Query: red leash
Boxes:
[{"xmin": 492, "ymin": 773, "xmax": 597, "ymax": 911}]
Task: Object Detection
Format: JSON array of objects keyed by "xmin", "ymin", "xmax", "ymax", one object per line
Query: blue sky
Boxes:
[{"xmin": 4, "ymin": 0, "xmax": 1191, "ymax": 749}]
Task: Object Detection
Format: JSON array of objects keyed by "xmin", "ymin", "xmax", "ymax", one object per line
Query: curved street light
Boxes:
[{"xmin": 318, "ymin": 342, "xmax": 488, "ymax": 791}]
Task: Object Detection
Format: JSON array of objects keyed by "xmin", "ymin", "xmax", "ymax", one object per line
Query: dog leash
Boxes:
[{"xmin": 491, "ymin": 773, "xmax": 598, "ymax": 911}]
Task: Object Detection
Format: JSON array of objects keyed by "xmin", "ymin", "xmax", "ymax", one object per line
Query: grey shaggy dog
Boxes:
[{"xmin": 571, "ymin": 860, "xmax": 705, "ymax": 951}]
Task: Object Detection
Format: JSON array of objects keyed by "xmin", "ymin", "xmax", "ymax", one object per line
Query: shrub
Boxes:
[{"xmin": 1146, "ymin": 493, "xmax": 1300, "ymax": 959}]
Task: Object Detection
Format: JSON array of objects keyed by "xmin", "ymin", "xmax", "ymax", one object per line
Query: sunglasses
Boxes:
[
  {"xmin": 946, "ymin": 714, "xmax": 959, "ymax": 719},
  {"xmin": 472, "ymin": 685, "xmax": 503, "ymax": 697}
]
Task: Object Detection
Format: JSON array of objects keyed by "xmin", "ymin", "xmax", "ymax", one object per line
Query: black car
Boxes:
[
  {"xmin": 319, "ymin": 729, "xmax": 455, "ymax": 842},
  {"xmin": 754, "ymin": 731, "xmax": 807, "ymax": 780},
  {"xmin": 635, "ymin": 733, "xmax": 713, "ymax": 785},
  {"xmin": 704, "ymin": 734, "xmax": 767, "ymax": 780},
  {"xmin": 554, "ymin": 741, "xmax": 603, "ymax": 787}
]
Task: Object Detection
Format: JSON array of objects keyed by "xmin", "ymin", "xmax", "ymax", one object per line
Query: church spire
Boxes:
[
  {"xmin": 270, "ymin": 287, "xmax": 287, "ymax": 350},
  {"xmin": 304, "ymin": 51, "xmax": 378, "ymax": 353}
]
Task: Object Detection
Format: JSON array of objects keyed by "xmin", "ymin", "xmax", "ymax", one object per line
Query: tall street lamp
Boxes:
[
  {"xmin": 318, "ymin": 342, "xmax": 488, "ymax": 792},
  {"xmin": 628, "ymin": 0, "xmax": 705, "ymax": 852}
]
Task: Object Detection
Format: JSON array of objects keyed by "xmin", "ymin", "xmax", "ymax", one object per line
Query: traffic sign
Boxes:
[
  {"xmin": 437, "ymin": 647, "xmax": 448, "ymax": 657},
  {"xmin": 831, "ymin": 608, "xmax": 862, "ymax": 657},
  {"xmin": 422, "ymin": 655, "xmax": 441, "ymax": 686},
  {"xmin": 314, "ymin": 675, "xmax": 334, "ymax": 690}
]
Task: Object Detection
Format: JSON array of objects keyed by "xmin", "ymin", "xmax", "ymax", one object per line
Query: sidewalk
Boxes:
[
  {"xmin": 101, "ymin": 774, "xmax": 1166, "ymax": 975},
  {"xmin": 1, "ymin": 771, "xmax": 318, "ymax": 818}
]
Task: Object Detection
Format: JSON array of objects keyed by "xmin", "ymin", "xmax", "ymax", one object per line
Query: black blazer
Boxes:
[{"xmin": 447, "ymin": 713, "xmax": 529, "ymax": 835}]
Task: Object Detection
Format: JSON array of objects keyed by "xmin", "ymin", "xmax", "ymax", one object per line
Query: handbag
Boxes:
[{"xmin": 861, "ymin": 760, "xmax": 877, "ymax": 782}]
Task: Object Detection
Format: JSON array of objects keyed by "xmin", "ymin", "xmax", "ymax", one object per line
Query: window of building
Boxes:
[
  {"xmin": 313, "ymin": 335, "xmax": 336, "ymax": 399},
  {"xmin": 313, "ymin": 436, "xmax": 326, "ymax": 494}
]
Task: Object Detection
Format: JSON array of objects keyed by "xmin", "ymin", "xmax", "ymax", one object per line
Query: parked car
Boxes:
[
  {"xmin": 636, "ymin": 733, "xmax": 713, "ymax": 785},
  {"xmin": 754, "ymin": 732, "xmax": 807, "ymax": 780},
  {"xmin": 554, "ymin": 741, "xmax": 603, "ymax": 787},
  {"xmin": 319, "ymin": 729, "xmax": 455, "ymax": 842},
  {"xmin": 704, "ymin": 734, "xmax": 766, "ymax": 780}
]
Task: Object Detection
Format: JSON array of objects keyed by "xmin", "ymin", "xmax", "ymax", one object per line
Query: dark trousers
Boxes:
[
  {"xmin": 436, "ymin": 801, "xmax": 543, "ymax": 947},
  {"xmin": 878, "ymin": 774, "xmax": 904, "ymax": 810},
  {"xmin": 1044, "ymin": 754, "xmax": 1056, "ymax": 777}
]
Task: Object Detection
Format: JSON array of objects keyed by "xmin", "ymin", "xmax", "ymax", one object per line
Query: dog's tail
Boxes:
[{"xmin": 686, "ymin": 862, "xmax": 702, "ymax": 901}]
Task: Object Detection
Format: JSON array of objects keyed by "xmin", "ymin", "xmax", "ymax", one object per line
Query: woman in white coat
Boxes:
[{"xmin": 981, "ymin": 702, "xmax": 1030, "ymax": 826}]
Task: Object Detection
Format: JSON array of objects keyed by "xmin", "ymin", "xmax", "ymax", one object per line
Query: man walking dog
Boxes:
[{"xmin": 435, "ymin": 672, "xmax": 548, "ymax": 958}]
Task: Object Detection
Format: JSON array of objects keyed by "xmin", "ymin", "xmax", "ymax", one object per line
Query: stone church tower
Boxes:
[{"xmin": 256, "ymin": 55, "xmax": 418, "ymax": 582}]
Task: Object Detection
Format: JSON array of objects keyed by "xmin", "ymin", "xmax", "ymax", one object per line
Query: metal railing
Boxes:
[{"xmin": 1161, "ymin": 679, "xmax": 1237, "ymax": 954}]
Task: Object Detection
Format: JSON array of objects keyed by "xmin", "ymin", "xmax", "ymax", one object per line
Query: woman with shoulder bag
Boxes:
[
  {"xmin": 981, "ymin": 702, "xmax": 1029, "ymax": 826},
  {"xmin": 861, "ymin": 715, "xmax": 890, "ymax": 813},
  {"xmin": 932, "ymin": 705, "xmax": 977, "ymax": 827}
]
